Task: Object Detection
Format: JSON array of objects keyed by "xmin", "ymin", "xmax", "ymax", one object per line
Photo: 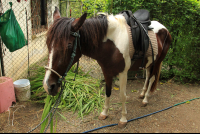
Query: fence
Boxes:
[
  {"xmin": 0, "ymin": 0, "xmax": 104, "ymax": 82},
  {"xmin": 0, "ymin": 0, "xmax": 142, "ymax": 82},
  {"xmin": 0, "ymin": 0, "xmax": 59, "ymax": 81}
]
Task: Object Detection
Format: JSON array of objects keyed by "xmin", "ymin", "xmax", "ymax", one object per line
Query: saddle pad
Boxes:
[{"xmin": 125, "ymin": 24, "xmax": 158, "ymax": 59}]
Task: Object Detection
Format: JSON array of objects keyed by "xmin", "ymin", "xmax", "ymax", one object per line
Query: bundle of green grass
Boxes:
[{"xmin": 29, "ymin": 65, "xmax": 104, "ymax": 133}]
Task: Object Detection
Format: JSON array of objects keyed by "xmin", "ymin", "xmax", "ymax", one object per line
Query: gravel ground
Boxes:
[{"xmin": 0, "ymin": 79, "xmax": 200, "ymax": 133}]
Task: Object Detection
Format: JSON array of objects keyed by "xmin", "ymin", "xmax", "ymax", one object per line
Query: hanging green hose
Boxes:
[{"xmin": 82, "ymin": 97, "xmax": 200, "ymax": 133}]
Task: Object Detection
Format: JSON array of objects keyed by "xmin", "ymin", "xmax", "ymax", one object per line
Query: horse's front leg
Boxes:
[
  {"xmin": 98, "ymin": 76, "xmax": 112, "ymax": 120},
  {"xmin": 118, "ymin": 72, "xmax": 128, "ymax": 128}
]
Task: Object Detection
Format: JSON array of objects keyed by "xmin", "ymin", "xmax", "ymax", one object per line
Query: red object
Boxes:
[
  {"xmin": 0, "ymin": 77, "xmax": 16, "ymax": 113},
  {"xmin": 17, "ymin": 0, "xmax": 20, "ymax": 2}
]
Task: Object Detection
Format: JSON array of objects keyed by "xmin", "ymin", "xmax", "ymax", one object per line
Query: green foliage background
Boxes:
[{"xmin": 60, "ymin": 0, "xmax": 200, "ymax": 83}]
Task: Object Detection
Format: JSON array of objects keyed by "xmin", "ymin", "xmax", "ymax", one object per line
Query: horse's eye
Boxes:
[{"xmin": 68, "ymin": 43, "xmax": 72, "ymax": 49}]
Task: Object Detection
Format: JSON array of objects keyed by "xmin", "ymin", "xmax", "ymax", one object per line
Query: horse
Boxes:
[{"xmin": 43, "ymin": 7, "xmax": 172, "ymax": 128}]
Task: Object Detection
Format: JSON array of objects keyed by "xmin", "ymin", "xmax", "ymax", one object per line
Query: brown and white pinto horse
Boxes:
[{"xmin": 43, "ymin": 7, "xmax": 172, "ymax": 128}]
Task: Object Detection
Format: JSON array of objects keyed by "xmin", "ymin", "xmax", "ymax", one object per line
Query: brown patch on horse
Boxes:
[
  {"xmin": 97, "ymin": 40, "xmax": 125, "ymax": 97},
  {"xmin": 150, "ymin": 29, "xmax": 172, "ymax": 92},
  {"xmin": 94, "ymin": 39, "xmax": 125, "ymax": 77}
]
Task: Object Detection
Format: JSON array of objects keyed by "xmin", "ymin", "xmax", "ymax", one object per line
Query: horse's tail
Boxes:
[
  {"xmin": 150, "ymin": 62, "xmax": 162, "ymax": 92},
  {"xmin": 150, "ymin": 30, "xmax": 172, "ymax": 92}
]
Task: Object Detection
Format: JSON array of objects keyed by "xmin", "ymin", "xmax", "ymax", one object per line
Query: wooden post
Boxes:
[
  {"xmin": 66, "ymin": 0, "xmax": 69, "ymax": 17},
  {"xmin": 0, "ymin": 32, "xmax": 5, "ymax": 76}
]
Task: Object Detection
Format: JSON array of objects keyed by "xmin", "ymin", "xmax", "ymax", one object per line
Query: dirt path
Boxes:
[{"xmin": 0, "ymin": 79, "xmax": 200, "ymax": 133}]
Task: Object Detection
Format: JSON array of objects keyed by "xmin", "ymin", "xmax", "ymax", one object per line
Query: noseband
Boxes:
[{"xmin": 45, "ymin": 18, "xmax": 81, "ymax": 85}]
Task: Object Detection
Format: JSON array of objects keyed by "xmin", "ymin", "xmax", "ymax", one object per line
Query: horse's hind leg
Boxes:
[
  {"xmin": 98, "ymin": 75, "xmax": 112, "ymax": 120},
  {"xmin": 141, "ymin": 73, "xmax": 155, "ymax": 107},
  {"xmin": 139, "ymin": 67, "xmax": 150, "ymax": 99},
  {"xmin": 141, "ymin": 62, "xmax": 162, "ymax": 107}
]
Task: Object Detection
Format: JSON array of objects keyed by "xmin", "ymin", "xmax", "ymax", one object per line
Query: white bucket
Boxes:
[{"xmin": 13, "ymin": 79, "xmax": 31, "ymax": 101}]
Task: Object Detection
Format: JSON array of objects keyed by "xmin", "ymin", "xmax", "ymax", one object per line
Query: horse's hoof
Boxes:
[
  {"xmin": 141, "ymin": 102, "xmax": 148, "ymax": 107},
  {"xmin": 118, "ymin": 121, "xmax": 127, "ymax": 128},
  {"xmin": 98, "ymin": 113, "xmax": 107, "ymax": 120},
  {"xmin": 138, "ymin": 95, "xmax": 144, "ymax": 99}
]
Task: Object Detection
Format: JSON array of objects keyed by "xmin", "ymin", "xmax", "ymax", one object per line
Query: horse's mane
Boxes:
[
  {"xmin": 46, "ymin": 17, "xmax": 72, "ymax": 53},
  {"xmin": 80, "ymin": 14, "xmax": 108, "ymax": 48},
  {"xmin": 46, "ymin": 14, "xmax": 108, "ymax": 54}
]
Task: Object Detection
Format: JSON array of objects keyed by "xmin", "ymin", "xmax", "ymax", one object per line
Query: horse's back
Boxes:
[{"xmin": 150, "ymin": 21, "xmax": 168, "ymax": 34}]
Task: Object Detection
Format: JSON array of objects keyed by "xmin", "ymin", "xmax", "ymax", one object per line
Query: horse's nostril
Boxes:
[
  {"xmin": 50, "ymin": 84, "xmax": 56, "ymax": 90},
  {"xmin": 48, "ymin": 83, "xmax": 56, "ymax": 94}
]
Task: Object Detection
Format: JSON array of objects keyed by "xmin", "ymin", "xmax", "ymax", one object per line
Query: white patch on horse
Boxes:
[
  {"xmin": 106, "ymin": 14, "xmax": 131, "ymax": 66},
  {"xmin": 104, "ymin": 14, "xmax": 131, "ymax": 123},
  {"xmin": 150, "ymin": 21, "xmax": 168, "ymax": 33},
  {"xmin": 43, "ymin": 48, "xmax": 54, "ymax": 92}
]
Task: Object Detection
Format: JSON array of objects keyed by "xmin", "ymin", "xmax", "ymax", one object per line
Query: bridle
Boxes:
[
  {"xmin": 44, "ymin": 18, "xmax": 81, "ymax": 85},
  {"xmin": 28, "ymin": 18, "xmax": 81, "ymax": 133}
]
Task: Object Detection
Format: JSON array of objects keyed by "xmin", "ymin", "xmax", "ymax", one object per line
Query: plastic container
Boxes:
[
  {"xmin": 13, "ymin": 79, "xmax": 31, "ymax": 101},
  {"xmin": 0, "ymin": 77, "xmax": 16, "ymax": 113}
]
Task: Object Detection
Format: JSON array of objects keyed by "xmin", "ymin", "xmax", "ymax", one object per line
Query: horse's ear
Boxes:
[
  {"xmin": 53, "ymin": 6, "xmax": 61, "ymax": 21},
  {"xmin": 71, "ymin": 13, "xmax": 87, "ymax": 32}
]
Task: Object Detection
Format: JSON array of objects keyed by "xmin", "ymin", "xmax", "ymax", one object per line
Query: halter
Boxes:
[
  {"xmin": 29, "ymin": 18, "xmax": 81, "ymax": 133},
  {"xmin": 44, "ymin": 18, "xmax": 81, "ymax": 85}
]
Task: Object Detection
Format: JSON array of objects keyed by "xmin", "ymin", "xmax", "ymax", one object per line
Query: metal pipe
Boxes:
[
  {"xmin": 0, "ymin": 12, "xmax": 5, "ymax": 76},
  {"xmin": 25, "ymin": 8, "xmax": 30, "ymax": 77}
]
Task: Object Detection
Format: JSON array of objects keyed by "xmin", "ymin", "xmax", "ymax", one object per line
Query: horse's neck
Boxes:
[{"xmin": 80, "ymin": 43, "xmax": 97, "ymax": 59}]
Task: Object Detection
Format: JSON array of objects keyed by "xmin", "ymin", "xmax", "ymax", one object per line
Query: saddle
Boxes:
[{"xmin": 119, "ymin": 9, "xmax": 154, "ymax": 69}]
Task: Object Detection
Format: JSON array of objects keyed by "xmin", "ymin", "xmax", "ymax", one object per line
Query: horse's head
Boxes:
[{"xmin": 43, "ymin": 7, "xmax": 87, "ymax": 96}]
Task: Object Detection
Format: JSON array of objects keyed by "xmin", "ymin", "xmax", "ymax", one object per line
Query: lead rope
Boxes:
[
  {"xmin": 73, "ymin": 31, "xmax": 81, "ymax": 81},
  {"xmin": 27, "ymin": 81, "xmax": 66, "ymax": 133},
  {"xmin": 43, "ymin": 81, "xmax": 66, "ymax": 133},
  {"xmin": 27, "ymin": 28, "xmax": 81, "ymax": 133},
  {"xmin": 43, "ymin": 31, "xmax": 80, "ymax": 132}
]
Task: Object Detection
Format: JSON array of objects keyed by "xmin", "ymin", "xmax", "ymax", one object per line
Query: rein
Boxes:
[{"xmin": 28, "ymin": 18, "xmax": 81, "ymax": 133}]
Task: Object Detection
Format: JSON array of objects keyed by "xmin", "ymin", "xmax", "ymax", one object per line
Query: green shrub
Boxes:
[{"xmin": 106, "ymin": 0, "xmax": 200, "ymax": 83}]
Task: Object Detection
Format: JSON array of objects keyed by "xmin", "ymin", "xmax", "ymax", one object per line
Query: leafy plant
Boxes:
[{"xmin": 106, "ymin": 0, "xmax": 200, "ymax": 83}]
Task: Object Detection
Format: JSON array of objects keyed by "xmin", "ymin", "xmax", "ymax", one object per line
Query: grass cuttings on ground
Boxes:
[
  {"xmin": 29, "ymin": 64, "xmax": 105, "ymax": 132},
  {"xmin": 29, "ymin": 65, "xmax": 47, "ymax": 103}
]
